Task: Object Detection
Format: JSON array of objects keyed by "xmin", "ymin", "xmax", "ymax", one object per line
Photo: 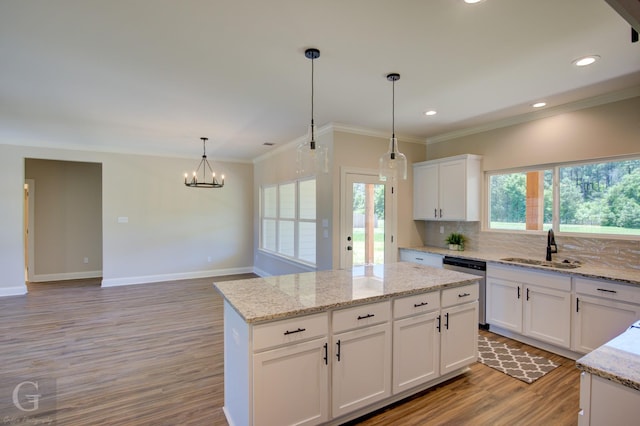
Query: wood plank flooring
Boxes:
[{"xmin": 1, "ymin": 277, "xmax": 580, "ymax": 425}]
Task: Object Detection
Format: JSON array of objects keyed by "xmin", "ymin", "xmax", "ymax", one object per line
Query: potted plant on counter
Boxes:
[{"xmin": 445, "ymin": 232, "xmax": 466, "ymax": 251}]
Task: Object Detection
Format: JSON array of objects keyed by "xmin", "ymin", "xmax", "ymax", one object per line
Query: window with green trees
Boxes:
[{"xmin": 488, "ymin": 157, "xmax": 640, "ymax": 236}]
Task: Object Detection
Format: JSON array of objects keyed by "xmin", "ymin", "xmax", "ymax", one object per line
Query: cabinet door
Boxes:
[
  {"xmin": 332, "ymin": 322, "xmax": 392, "ymax": 418},
  {"xmin": 523, "ymin": 284, "xmax": 571, "ymax": 348},
  {"xmin": 253, "ymin": 338, "xmax": 329, "ymax": 426},
  {"xmin": 440, "ymin": 301, "xmax": 478, "ymax": 375},
  {"xmin": 486, "ymin": 277, "xmax": 523, "ymax": 333},
  {"xmin": 413, "ymin": 163, "xmax": 439, "ymax": 220},
  {"xmin": 398, "ymin": 249, "xmax": 443, "ymax": 268},
  {"xmin": 438, "ymin": 160, "xmax": 466, "ymax": 220},
  {"xmin": 393, "ymin": 311, "xmax": 440, "ymax": 393},
  {"xmin": 573, "ymin": 295, "xmax": 640, "ymax": 354}
]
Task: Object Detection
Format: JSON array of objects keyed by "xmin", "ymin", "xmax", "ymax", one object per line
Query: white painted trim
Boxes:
[
  {"xmin": 25, "ymin": 179, "xmax": 35, "ymax": 283},
  {"xmin": 253, "ymin": 266, "xmax": 271, "ymax": 277},
  {"xmin": 252, "ymin": 123, "xmax": 334, "ymax": 164},
  {"xmin": 427, "ymin": 86, "xmax": 640, "ymax": 145},
  {"xmin": 101, "ymin": 266, "xmax": 254, "ymax": 287},
  {"xmin": 0, "ymin": 286, "xmax": 28, "ymax": 297},
  {"xmin": 31, "ymin": 271, "xmax": 103, "ymax": 283},
  {"xmin": 331, "ymin": 123, "xmax": 426, "ymax": 145}
]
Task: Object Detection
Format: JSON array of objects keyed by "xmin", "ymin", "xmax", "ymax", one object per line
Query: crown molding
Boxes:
[{"xmin": 426, "ymin": 86, "xmax": 640, "ymax": 145}]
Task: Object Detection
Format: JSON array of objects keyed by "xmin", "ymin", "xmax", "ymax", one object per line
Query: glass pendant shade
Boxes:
[
  {"xmin": 379, "ymin": 137, "xmax": 407, "ymax": 181},
  {"xmin": 297, "ymin": 123, "xmax": 328, "ymax": 177},
  {"xmin": 379, "ymin": 73, "xmax": 407, "ymax": 182}
]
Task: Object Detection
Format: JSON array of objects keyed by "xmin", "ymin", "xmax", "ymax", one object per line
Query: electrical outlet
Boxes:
[
  {"xmin": 440, "ymin": 226, "xmax": 444, "ymax": 234},
  {"xmin": 207, "ymin": 256, "xmax": 212, "ymax": 263},
  {"xmin": 83, "ymin": 257, "xmax": 89, "ymax": 264}
]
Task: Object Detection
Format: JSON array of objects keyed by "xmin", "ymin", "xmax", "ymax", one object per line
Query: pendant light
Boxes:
[
  {"xmin": 184, "ymin": 137, "xmax": 225, "ymax": 188},
  {"xmin": 296, "ymin": 48, "xmax": 329, "ymax": 176},
  {"xmin": 379, "ymin": 73, "xmax": 407, "ymax": 181}
]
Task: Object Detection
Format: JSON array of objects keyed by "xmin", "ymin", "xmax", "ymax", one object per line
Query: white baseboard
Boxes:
[
  {"xmin": 30, "ymin": 270, "xmax": 103, "ymax": 283},
  {"xmin": 252, "ymin": 267, "xmax": 271, "ymax": 277},
  {"xmin": 0, "ymin": 286, "xmax": 28, "ymax": 297},
  {"xmin": 101, "ymin": 266, "xmax": 255, "ymax": 287}
]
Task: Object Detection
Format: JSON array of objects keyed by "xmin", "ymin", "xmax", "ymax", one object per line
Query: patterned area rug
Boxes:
[{"xmin": 477, "ymin": 334, "xmax": 559, "ymax": 384}]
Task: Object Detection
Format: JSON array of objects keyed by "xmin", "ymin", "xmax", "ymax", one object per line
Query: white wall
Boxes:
[{"xmin": 0, "ymin": 144, "xmax": 254, "ymax": 295}]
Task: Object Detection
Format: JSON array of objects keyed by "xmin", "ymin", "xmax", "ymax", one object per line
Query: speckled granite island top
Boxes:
[
  {"xmin": 576, "ymin": 322, "xmax": 640, "ymax": 391},
  {"xmin": 214, "ymin": 262, "xmax": 479, "ymax": 324}
]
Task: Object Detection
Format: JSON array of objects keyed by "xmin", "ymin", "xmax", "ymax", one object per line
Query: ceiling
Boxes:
[{"xmin": 1, "ymin": 0, "xmax": 639, "ymax": 162}]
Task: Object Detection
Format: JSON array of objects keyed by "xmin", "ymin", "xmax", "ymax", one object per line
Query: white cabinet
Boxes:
[
  {"xmin": 573, "ymin": 277, "xmax": 640, "ymax": 354},
  {"xmin": 440, "ymin": 284, "xmax": 479, "ymax": 374},
  {"xmin": 331, "ymin": 301, "xmax": 392, "ymax": 418},
  {"xmin": 486, "ymin": 277, "xmax": 522, "ymax": 332},
  {"xmin": 399, "ymin": 249, "xmax": 443, "ymax": 268},
  {"xmin": 253, "ymin": 338, "xmax": 329, "ymax": 426},
  {"xmin": 413, "ymin": 154, "xmax": 482, "ymax": 221},
  {"xmin": 252, "ymin": 313, "xmax": 329, "ymax": 426},
  {"xmin": 486, "ymin": 264, "xmax": 571, "ymax": 348},
  {"xmin": 579, "ymin": 372, "xmax": 640, "ymax": 426},
  {"xmin": 392, "ymin": 292, "xmax": 441, "ymax": 393}
]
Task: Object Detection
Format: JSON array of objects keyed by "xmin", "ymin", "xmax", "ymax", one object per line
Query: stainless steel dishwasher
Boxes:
[{"xmin": 442, "ymin": 256, "xmax": 487, "ymax": 329}]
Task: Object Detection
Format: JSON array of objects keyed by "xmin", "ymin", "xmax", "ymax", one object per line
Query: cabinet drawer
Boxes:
[
  {"xmin": 253, "ymin": 313, "xmax": 328, "ymax": 352},
  {"xmin": 393, "ymin": 291, "xmax": 440, "ymax": 319},
  {"xmin": 442, "ymin": 283, "xmax": 478, "ymax": 308},
  {"xmin": 487, "ymin": 263, "xmax": 571, "ymax": 291},
  {"xmin": 574, "ymin": 277, "xmax": 640, "ymax": 304},
  {"xmin": 399, "ymin": 250, "xmax": 443, "ymax": 268},
  {"xmin": 333, "ymin": 300, "xmax": 391, "ymax": 333}
]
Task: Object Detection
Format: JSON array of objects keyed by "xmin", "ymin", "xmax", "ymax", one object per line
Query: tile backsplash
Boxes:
[{"xmin": 423, "ymin": 221, "xmax": 640, "ymax": 271}]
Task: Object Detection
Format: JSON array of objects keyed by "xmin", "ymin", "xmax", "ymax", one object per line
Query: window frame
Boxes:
[
  {"xmin": 484, "ymin": 155, "xmax": 640, "ymax": 240},
  {"xmin": 259, "ymin": 177, "xmax": 317, "ymax": 266}
]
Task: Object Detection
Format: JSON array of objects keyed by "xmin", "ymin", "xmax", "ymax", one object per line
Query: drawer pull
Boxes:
[
  {"xmin": 597, "ymin": 288, "xmax": 617, "ymax": 294},
  {"xmin": 357, "ymin": 313, "xmax": 375, "ymax": 320},
  {"xmin": 415, "ymin": 257, "xmax": 424, "ymax": 261},
  {"xmin": 458, "ymin": 293, "xmax": 470, "ymax": 298},
  {"xmin": 283, "ymin": 327, "xmax": 306, "ymax": 336},
  {"xmin": 414, "ymin": 301, "xmax": 429, "ymax": 307}
]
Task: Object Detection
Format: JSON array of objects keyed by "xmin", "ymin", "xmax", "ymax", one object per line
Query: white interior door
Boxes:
[{"xmin": 340, "ymin": 169, "xmax": 397, "ymax": 269}]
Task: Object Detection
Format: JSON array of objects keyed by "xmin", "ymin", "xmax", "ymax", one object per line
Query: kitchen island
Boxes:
[
  {"xmin": 576, "ymin": 321, "xmax": 640, "ymax": 425},
  {"xmin": 214, "ymin": 262, "xmax": 480, "ymax": 426}
]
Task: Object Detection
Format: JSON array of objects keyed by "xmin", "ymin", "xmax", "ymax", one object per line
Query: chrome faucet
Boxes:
[{"xmin": 546, "ymin": 229, "xmax": 557, "ymax": 261}]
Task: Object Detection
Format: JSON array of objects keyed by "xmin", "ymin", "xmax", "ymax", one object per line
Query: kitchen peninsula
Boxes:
[{"xmin": 214, "ymin": 262, "xmax": 480, "ymax": 426}]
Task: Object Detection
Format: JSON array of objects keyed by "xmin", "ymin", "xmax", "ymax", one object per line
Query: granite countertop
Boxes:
[
  {"xmin": 402, "ymin": 246, "xmax": 640, "ymax": 286},
  {"xmin": 576, "ymin": 322, "xmax": 640, "ymax": 391},
  {"xmin": 214, "ymin": 262, "xmax": 479, "ymax": 324}
]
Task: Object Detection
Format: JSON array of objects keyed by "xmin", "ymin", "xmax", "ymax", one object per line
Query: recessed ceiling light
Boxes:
[
  {"xmin": 464, "ymin": 0, "xmax": 485, "ymax": 4},
  {"xmin": 532, "ymin": 102, "xmax": 546, "ymax": 108},
  {"xmin": 573, "ymin": 55, "xmax": 600, "ymax": 67},
  {"xmin": 424, "ymin": 110, "xmax": 437, "ymax": 116}
]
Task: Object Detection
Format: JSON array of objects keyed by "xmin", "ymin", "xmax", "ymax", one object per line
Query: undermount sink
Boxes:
[{"xmin": 500, "ymin": 257, "xmax": 582, "ymax": 269}]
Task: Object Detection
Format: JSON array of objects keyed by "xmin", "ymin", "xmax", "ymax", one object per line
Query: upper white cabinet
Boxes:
[{"xmin": 413, "ymin": 154, "xmax": 482, "ymax": 221}]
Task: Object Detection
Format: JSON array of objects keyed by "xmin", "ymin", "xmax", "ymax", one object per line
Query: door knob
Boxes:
[
  {"xmin": 347, "ymin": 246, "xmax": 352, "ymax": 251},
  {"xmin": 347, "ymin": 236, "xmax": 352, "ymax": 241}
]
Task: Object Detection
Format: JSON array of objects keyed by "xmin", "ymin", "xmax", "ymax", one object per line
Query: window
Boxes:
[
  {"xmin": 260, "ymin": 178, "xmax": 316, "ymax": 264},
  {"xmin": 487, "ymin": 157, "xmax": 640, "ymax": 237}
]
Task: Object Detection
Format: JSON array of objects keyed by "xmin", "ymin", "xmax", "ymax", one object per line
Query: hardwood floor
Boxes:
[{"xmin": 1, "ymin": 277, "xmax": 580, "ymax": 425}]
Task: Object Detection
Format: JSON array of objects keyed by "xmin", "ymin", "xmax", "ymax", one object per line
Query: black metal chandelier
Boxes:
[{"xmin": 184, "ymin": 137, "xmax": 225, "ymax": 188}]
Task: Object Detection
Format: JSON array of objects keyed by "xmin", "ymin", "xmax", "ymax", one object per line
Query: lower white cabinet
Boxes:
[
  {"xmin": 579, "ymin": 372, "xmax": 640, "ymax": 426},
  {"xmin": 392, "ymin": 292, "xmax": 441, "ymax": 393},
  {"xmin": 223, "ymin": 283, "xmax": 479, "ymax": 426},
  {"xmin": 573, "ymin": 277, "xmax": 640, "ymax": 354},
  {"xmin": 486, "ymin": 264, "xmax": 571, "ymax": 349},
  {"xmin": 332, "ymin": 322, "xmax": 392, "ymax": 417},
  {"xmin": 440, "ymin": 300, "xmax": 479, "ymax": 374},
  {"xmin": 331, "ymin": 300, "xmax": 392, "ymax": 418},
  {"xmin": 253, "ymin": 338, "xmax": 329, "ymax": 426},
  {"xmin": 399, "ymin": 249, "xmax": 443, "ymax": 268},
  {"xmin": 440, "ymin": 284, "xmax": 479, "ymax": 375}
]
